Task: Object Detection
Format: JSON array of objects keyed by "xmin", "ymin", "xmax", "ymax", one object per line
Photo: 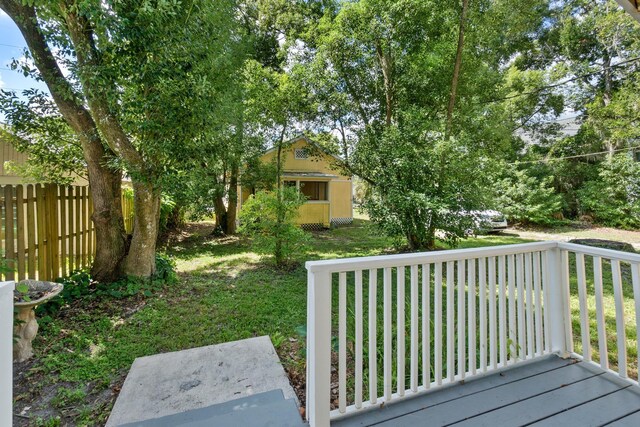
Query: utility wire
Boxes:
[
  {"xmin": 508, "ymin": 146, "xmax": 638, "ymax": 165},
  {"xmin": 480, "ymin": 56, "xmax": 640, "ymax": 105},
  {"xmin": 0, "ymin": 43, "xmax": 25, "ymax": 49}
]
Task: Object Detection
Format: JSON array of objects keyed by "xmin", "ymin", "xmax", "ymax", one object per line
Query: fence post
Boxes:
[
  {"xmin": 306, "ymin": 267, "xmax": 332, "ymax": 427},
  {"xmin": 545, "ymin": 245, "xmax": 570, "ymax": 357},
  {"xmin": 0, "ymin": 281, "xmax": 14, "ymax": 427}
]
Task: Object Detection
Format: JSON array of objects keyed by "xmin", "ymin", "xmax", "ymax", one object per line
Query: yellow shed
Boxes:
[{"xmin": 238, "ymin": 136, "xmax": 353, "ymax": 229}]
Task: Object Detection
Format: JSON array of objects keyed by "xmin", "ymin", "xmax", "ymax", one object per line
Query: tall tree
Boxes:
[
  {"xmin": 0, "ymin": 0, "xmax": 240, "ymax": 278},
  {"xmin": 296, "ymin": 0, "xmax": 551, "ymax": 249}
]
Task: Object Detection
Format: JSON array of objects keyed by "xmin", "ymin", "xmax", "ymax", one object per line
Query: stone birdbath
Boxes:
[{"xmin": 13, "ymin": 280, "xmax": 63, "ymax": 362}]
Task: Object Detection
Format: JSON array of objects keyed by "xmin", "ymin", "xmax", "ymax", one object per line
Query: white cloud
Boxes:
[
  {"xmin": 0, "ymin": 9, "xmax": 7, "ymax": 18},
  {"xmin": 0, "ymin": 73, "xmax": 5, "ymax": 89}
]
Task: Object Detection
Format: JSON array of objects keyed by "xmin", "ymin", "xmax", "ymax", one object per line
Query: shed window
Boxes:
[
  {"xmin": 295, "ymin": 148, "xmax": 309, "ymax": 159},
  {"xmin": 284, "ymin": 180, "xmax": 297, "ymax": 188},
  {"xmin": 300, "ymin": 181, "xmax": 327, "ymax": 201}
]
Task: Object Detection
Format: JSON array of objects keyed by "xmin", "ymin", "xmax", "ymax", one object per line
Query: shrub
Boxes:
[
  {"xmin": 577, "ymin": 154, "xmax": 640, "ymax": 229},
  {"xmin": 239, "ymin": 187, "xmax": 310, "ymax": 267},
  {"xmin": 496, "ymin": 166, "xmax": 563, "ymax": 226},
  {"xmin": 153, "ymin": 252, "xmax": 177, "ymax": 283}
]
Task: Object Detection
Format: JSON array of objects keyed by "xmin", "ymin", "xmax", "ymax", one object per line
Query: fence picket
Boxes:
[
  {"xmin": 47, "ymin": 185, "xmax": 60, "ymax": 279},
  {"xmin": 60, "ymin": 186, "xmax": 67, "ymax": 277},
  {"xmin": 35, "ymin": 185, "xmax": 47, "ymax": 280},
  {"xmin": 4, "ymin": 186, "xmax": 14, "ymax": 281},
  {"xmin": 81, "ymin": 187, "xmax": 88, "ymax": 268},
  {"xmin": 68, "ymin": 186, "xmax": 75, "ymax": 273},
  {"xmin": 26, "ymin": 185, "xmax": 35, "ymax": 279},
  {"xmin": 75, "ymin": 186, "xmax": 81, "ymax": 269},
  {"xmin": 16, "ymin": 186, "xmax": 25, "ymax": 281}
]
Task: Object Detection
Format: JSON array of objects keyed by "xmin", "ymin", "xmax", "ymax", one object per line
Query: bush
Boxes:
[
  {"xmin": 37, "ymin": 253, "xmax": 177, "ymax": 315},
  {"xmin": 239, "ymin": 187, "xmax": 310, "ymax": 266},
  {"xmin": 153, "ymin": 252, "xmax": 177, "ymax": 283},
  {"xmin": 577, "ymin": 154, "xmax": 640, "ymax": 229},
  {"xmin": 496, "ymin": 166, "xmax": 563, "ymax": 226}
]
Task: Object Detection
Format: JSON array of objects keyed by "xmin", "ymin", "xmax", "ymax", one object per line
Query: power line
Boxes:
[
  {"xmin": 481, "ymin": 56, "xmax": 640, "ymax": 105},
  {"xmin": 509, "ymin": 146, "xmax": 638, "ymax": 165},
  {"xmin": 0, "ymin": 43, "xmax": 25, "ymax": 49}
]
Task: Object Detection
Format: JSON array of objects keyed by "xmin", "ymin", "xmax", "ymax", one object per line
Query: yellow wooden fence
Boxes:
[{"xmin": 1, "ymin": 184, "xmax": 134, "ymax": 281}]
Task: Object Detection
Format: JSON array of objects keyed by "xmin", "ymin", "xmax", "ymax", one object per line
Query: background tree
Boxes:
[{"xmin": 292, "ymin": 0, "xmax": 553, "ymax": 248}]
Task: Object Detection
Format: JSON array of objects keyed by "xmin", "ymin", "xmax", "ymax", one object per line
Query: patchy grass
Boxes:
[{"xmin": 12, "ymin": 218, "xmax": 637, "ymax": 425}]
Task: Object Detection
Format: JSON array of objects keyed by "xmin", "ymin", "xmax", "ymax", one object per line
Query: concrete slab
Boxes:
[{"xmin": 106, "ymin": 336, "xmax": 297, "ymax": 426}]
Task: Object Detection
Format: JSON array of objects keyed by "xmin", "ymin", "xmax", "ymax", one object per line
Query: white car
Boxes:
[{"xmin": 474, "ymin": 210, "xmax": 508, "ymax": 233}]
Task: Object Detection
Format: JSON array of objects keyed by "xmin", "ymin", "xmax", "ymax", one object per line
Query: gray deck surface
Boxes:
[{"xmin": 333, "ymin": 355, "xmax": 640, "ymax": 427}]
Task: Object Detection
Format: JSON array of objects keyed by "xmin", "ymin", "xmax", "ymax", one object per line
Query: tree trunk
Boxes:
[
  {"xmin": 376, "ymin": 42, "xmax": 394, "ymax": 126},
  {"xmin": 274, "ymin": 126, "xmax": 286, "ymax": 266},
  {"xmin": 226, "ymin": 166, "xmax": 238, "ymax": 234},
  {"xmin": 214, "ymin": 195, "xmax": 228, "ymax": 233},
  {"xmin": 90, "ymin": 168, "xmax": 127, "ymax": 282},
  {"xmin": 446, "ymin": 0, "xmax": 470, "ymax": 136},
  {"xmin": 122, "ymin": 181, "xmax": 160, "ymax": 277},
  {"xmin": 602, "ymin": 52, "xmax": 615, "ymax": 158}
]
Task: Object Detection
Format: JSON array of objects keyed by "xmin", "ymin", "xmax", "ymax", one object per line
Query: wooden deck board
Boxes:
[
  {"xmin": 332, "ymin": 356, "xmax": 640, "ymax": 427},
  {"xmin": 605, "ymin": 409, "xmax": 640, "ymax": 426},
  {"xmin": 530, "ymin": 386, "xmax": 640, "ymax": 427},
  {"xmin": 332, "ymin": 356, "xmax": 574, "ymax": 427}
]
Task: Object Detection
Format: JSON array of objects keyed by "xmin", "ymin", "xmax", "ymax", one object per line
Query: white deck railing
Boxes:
[
  {"xmin": 1, "ymin": 281, "xmax": 14, "ymax": 427},
  {"xmin": 305, "ymin": 241, "xmax": 640, "ymax": 427}
]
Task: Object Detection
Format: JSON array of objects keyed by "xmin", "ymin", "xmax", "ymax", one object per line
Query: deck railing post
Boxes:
[
  {"xmin": 1, "ymin": 281, "xmax": 14, "ymax": 427},
  {"xmin": 306, "ymin": 268, "xmax": 332, "ymax": 427},
  {"xmin": 545, "ymin": 247, "xmax": 570, "ymax": 357}
]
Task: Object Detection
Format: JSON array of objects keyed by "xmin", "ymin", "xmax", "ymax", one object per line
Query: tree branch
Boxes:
[
  {"xmin": 446, "ymin": 0, "xmax": 469, "ymax": 136},
  {"xmin": 60, "ymin": 3, "xmax": 146, "ymax": 173}
]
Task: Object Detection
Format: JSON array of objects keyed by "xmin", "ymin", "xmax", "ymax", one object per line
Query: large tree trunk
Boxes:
[
  {"xmin": 0, "ymin": 0, "xmax": 128, "ymax": 282},
  {"xmin": 122, "ymin": 181, "xmax": 160, "ymax": 277},
  {"xmin": 89, "ymin": 167, "xmax": 127, "ymax": 282},
  {"xmin": 446, "ymin": 0, "xmax": 470, "ymax": 136}
]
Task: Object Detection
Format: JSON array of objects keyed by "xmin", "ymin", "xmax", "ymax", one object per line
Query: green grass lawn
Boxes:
[{"xmin": 12, "ymin": 219, "xmax": 637, "ymax": 426}]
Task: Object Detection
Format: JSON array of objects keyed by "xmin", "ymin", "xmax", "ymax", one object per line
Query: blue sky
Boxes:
[{"xmin": 0, "ymin": 9, "xmax": 49, "ymax": 95}]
